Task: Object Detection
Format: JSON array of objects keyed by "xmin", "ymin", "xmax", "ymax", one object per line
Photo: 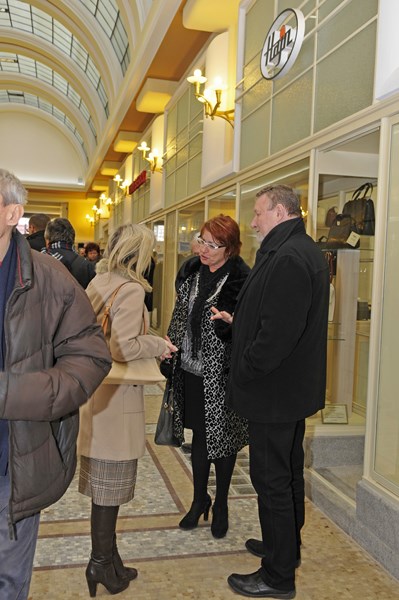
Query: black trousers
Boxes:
[{"xmin": 248, "ymin": 419, "xmax": 305, "ymax": 591}]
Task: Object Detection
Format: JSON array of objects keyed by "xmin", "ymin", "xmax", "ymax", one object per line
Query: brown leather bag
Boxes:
[{"xmin": 342, "ymin": 183, "xmax": 375, "ymax": 235}]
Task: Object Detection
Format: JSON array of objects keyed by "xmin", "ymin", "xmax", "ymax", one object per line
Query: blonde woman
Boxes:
[{"xmin": 78, "ymin": 224, "xmax": 176, "ymax": 598}]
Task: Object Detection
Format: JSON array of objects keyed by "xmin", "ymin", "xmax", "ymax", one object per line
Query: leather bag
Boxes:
[
  {"xmin": 101, "ymin": 283, "xmax": 165, "ymax": 386},
  {"xmin": 342, "ymin": 182, "xmax": 375, "ymax": 235},
  {"xmin": 154, "ymin": 381, "xmax": 180, "ymax": 446},
  {"xmin": 327, "ymin": 214, "xmax": 353, "ymax": 244}
]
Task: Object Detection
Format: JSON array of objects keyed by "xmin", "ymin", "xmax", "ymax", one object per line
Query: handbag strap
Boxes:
[
  {"xmin": 352, "ymin": 182, "xmax": 373, "ymax": 201},
  {"xmin": 101, "ymin": 282, "xmax": 146, "ymax": 336}
]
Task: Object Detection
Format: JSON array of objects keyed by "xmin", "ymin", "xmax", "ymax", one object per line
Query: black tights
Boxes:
[{"xmin": 191, "ymin": 428, "xmax": 236, "ymax": 508}]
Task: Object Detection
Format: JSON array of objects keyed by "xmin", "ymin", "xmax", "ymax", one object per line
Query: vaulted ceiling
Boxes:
[{"xmin": 0, "ymin": 0, "xmax": 210, "ymax": 197}]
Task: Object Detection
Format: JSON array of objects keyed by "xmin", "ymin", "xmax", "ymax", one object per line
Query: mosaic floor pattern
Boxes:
[{"xmin": 28, "ymin": 390, "xmax": 399, "ymax": 599}]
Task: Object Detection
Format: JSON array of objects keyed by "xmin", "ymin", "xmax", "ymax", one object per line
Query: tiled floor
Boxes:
[{"xmin": 29, "ymin": 388, "xmax": 399, "ymax": 599}]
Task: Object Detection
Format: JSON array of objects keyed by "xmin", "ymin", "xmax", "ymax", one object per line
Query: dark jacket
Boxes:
[
  {"xmin": 26, "ymin": 230, "xmax": 46, "ymax": 252},
  {"xmin": 167, "ymin": 255, "xmax": 250, "ymax": 459},
  {"xmin": 226, "ymin": 218, "xmax": 329, "ymax": 423},
  {"xmin": 45, "ymin": 244, "xmax": 96, "ymax": 289},
  {"xmin": 0, "ymin": 231, "xmax": 111, "ymax": 525}
]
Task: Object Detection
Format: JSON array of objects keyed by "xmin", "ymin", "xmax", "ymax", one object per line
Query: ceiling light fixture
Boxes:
[{"xmin": 187, "ymin": 69, "xmax": 234, "ymax": 127}]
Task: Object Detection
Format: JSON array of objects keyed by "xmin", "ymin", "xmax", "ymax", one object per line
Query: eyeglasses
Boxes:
[{"xmin": 197, "ymin": 236, "xmax": 226, "ymax": 250}]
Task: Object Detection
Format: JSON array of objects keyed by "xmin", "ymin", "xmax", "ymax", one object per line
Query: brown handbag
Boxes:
[{"xmin": 101, "ymin": 283, "xmax": 165, "ymax": 385}]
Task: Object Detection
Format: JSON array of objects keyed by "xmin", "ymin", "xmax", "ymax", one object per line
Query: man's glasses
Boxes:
[{"xmin": 197, "ymin": 237, "xmax": 226, "ymax": 250}]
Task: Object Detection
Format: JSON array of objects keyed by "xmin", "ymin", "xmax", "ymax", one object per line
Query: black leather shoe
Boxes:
[
  {"xmin": 245, "ymin": 539, "xmax": 301, "ymax": 568},
  {"xmin": 227, "ymin": 570, "xmax": 295, "ymax": 598}
]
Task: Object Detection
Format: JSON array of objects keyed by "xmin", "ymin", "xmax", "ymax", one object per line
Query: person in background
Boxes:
[
  {"xmin": 26, "ymin": 213, "xmax": 50, "ymax": 251},
  {"xmin": 85, "ymin": 242, "xmax": 101, "ymax": 263},
  {"xmin": 212, "ymin": 185, "xmax": 329, "ymax": 599},
  {"xmin": 44, "ymin": 217, "xmax": 96, "ymax": 288},
  {"xmin": 0, "ymin": 168, "xmax": 111, "ymax": 600},
  {"xmin": 163, "ymin": 215, "xmax": 250, "ymax": 539},
  {"xmin": 78, "ymin": 224, "xmax": 177, "ymax": 597}
]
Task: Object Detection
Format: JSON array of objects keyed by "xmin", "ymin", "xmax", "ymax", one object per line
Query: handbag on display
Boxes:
[
  {"xmin": 154, "ymin": 381, "xmax": 180, "ymax": 447},
  {"xmin": 101, "ymin": 283, "xmax": 165, "ymax": 386},
  {"xmin": 325, "ymin": 206, "xmax": 338, "ymax": 227},
  {"xmin": 327, "ymin": 213, "xmax": 353, "ymax": 245},
  {"xmin": 342, "ymin": 182, "xmax": 375, "ymax": 235}
]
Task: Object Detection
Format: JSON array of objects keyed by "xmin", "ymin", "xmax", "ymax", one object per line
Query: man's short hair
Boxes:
[
  {"xmin": 29, "ymin": 213, "xmax": 50, "ymax": 231},
  {"xmin": 0, "ymin": 168, "xmax": 27, "ymax": 206},
  {"xmin": 256, "ymin": 184, "xmax": 302, "ymax": 217},
  {"xmin": 45, "ymin": 218, "xmax": 75, "ymax": 245}
]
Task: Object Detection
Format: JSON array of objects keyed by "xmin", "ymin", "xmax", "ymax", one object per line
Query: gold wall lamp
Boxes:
[{"xmin": 187, "ymin": 69, "xmax": 234, "ymax": 127}]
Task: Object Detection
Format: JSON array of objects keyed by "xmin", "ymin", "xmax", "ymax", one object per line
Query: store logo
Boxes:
[{"xmin": 260, "ymin": 9, "xmax": 305, "ymax": 80}]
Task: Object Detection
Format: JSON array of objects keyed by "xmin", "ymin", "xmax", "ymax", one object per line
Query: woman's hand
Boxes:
[
  {"xmin": 210, "ymin": 306, "xmax": 233, "ymax": 324},
  {"xmin": 160, "ymin": 335, "xmax": 178, "ymax": 360}
]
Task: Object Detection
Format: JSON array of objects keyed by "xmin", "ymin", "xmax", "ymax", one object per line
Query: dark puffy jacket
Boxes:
[{"xmin": 0, "ymin": 231, "xmax": 111, "ymax": 525}]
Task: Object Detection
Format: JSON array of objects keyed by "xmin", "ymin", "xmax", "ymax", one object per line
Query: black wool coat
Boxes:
[
  {"xmin": 226, "ymin": 218, "xmax": 330, "ymax": 423},
  {"xmin": 166, "ymin": 255, "xmax": 250, "ymax": 459}
]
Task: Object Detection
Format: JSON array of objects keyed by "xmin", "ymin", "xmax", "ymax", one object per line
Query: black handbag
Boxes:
[
  {"xmin": 342, "ymin": 182, "xmax": 375, "ymax": 235},
  {"xmin": 154, "ymin": 381, "xmax": 180, "ymax": 447}
]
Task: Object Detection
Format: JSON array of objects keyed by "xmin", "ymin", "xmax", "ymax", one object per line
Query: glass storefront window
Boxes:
[
  {"xmin": 239, "ymin": 159, "xmax": 309, "ymax": 266},
  {"xmin": 150, "ymin": 219, "xmax": 165, "ymax": 333},
  {"xmin": 177, "ymin": 201, "xmax": 205, "ymax": 271},
  {"xmin": 208, "ymin": 189, "xmax": 236, "ymax": 220}
]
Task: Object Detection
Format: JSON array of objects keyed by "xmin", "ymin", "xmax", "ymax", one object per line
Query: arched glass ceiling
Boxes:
[
  {"xmin": 0, "ymin": 1, "xmax": 109, "ymax": 117},
  {"xmin": 0, "ymin": 53, "xmax": 97, "ymax": 140},
  {"xmin": 0, "ymin": 89, "xmax": 88, "ymax": 161},
  {"xmin": 79, "ymin": 0, "xmax": 130, "ymax": 75}
]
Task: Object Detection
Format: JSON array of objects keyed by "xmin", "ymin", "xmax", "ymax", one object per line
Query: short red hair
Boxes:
[{"xmin": 200, "ymin": 214, "xmax": 242, "ymax": 257}]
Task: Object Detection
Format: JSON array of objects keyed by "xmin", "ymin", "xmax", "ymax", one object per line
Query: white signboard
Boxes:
[{"xmin": 260, "ymin": 9, "xmax": 305, "ymax": 81}]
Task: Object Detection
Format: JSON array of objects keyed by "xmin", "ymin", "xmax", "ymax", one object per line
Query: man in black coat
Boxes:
[
  {"xmin": 26, "ymin": 213, "xmax": 50, "ymax": 252},
  {"xmin": 212, "ymin": 185, "xmax": 329, "ymax": 599},
  {"xmin": 43, "ymin": 217, "xmax": 96, "ymax": 288}
]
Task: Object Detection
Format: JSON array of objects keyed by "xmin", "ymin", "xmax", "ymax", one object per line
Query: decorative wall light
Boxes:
[
  {"xmin": 187, "ymin": 69, "xmax": 234, "ymax": 127},
  {"xmin": 137, "ymin": 142, "xmax": 163, "ymax": 172},
  {"xmin": 113, "ymin": 174, "xmax": 130, "ymax": 194}
]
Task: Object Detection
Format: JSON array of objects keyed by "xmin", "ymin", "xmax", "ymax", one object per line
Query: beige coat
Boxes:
[{"xmin": 78, "ymin": 269, "xmax": 167, "ymax": 461}]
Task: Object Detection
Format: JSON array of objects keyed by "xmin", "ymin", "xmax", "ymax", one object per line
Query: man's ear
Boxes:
[
  {"xmin": 275, "ymin": 203, "xmax": 288, "ymax": 222},
  {"xmin": 8, "ymin": 203, "xmax": 24, "ymax": 227}
]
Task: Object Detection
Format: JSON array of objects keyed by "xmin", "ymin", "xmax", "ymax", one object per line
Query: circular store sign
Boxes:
[{"xmin": 260, "ymin": 9, "xmax": 305, "ymax": 80}]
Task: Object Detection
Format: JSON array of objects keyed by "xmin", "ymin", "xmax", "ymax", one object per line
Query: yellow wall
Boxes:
[{"xmin": 68, "ymin": 199, "xmax": 97, "ymax": 244}]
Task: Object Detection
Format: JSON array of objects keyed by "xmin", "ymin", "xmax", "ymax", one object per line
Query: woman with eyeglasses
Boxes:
[{"xmin": 162, "ymin": 214, "xmax": 250, "ymax": 538}]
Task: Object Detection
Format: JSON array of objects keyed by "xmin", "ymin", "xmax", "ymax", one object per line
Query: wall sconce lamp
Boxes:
[
  {"xmin": 113, "ymin": 174, "xmax": 130, "ymax": 194},
  {"xmin": 187, "ymin": 69, "xmax": 234, "ymax": 127},
  {"xmin": 137, "ymin": 142, "xmax": 163, "ymax": 172}
]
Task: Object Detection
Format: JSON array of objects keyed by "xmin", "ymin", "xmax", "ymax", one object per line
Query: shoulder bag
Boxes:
[
  {"xmin": 154, "ymin": 380, "xmax": 180, "ymax": 447},
  {"xmin": 101, "ymin": 283, "xmax": 165, "ymax": 385}
]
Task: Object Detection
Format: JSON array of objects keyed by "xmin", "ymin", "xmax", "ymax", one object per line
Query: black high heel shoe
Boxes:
[
  {"xmin": 179, "ymin": 494, "xmax": 212, "ymax": 530},
  {"xmin": 211, "ymin": 505, "xmax": 229, "ymax": 538}
]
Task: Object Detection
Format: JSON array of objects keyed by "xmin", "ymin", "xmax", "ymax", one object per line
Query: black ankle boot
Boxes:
[
  {"xmin": 211, "ymin": 505, "xmax": 228, "ymax": 538},
  {"xmin": 113, "ymin": 534, "xmax": 138, "ymax": 582},
  {"xmin": 179, "ymin": 494, "xmax": 212, "ymax": 530},
  {"xmin": 86, "ymin": 558, "xmax": 129, "ymax": 597}
]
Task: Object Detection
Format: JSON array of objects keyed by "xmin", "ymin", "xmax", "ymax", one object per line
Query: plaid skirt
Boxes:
[{"xmin": 79, "ymin": 455, "xmax": 138, "ymax": 506}]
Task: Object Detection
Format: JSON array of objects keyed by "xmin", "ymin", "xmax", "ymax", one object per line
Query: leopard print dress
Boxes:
[{"xmin": 166, "ymin": 256, "xmax": 250, "ymax": 460}]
